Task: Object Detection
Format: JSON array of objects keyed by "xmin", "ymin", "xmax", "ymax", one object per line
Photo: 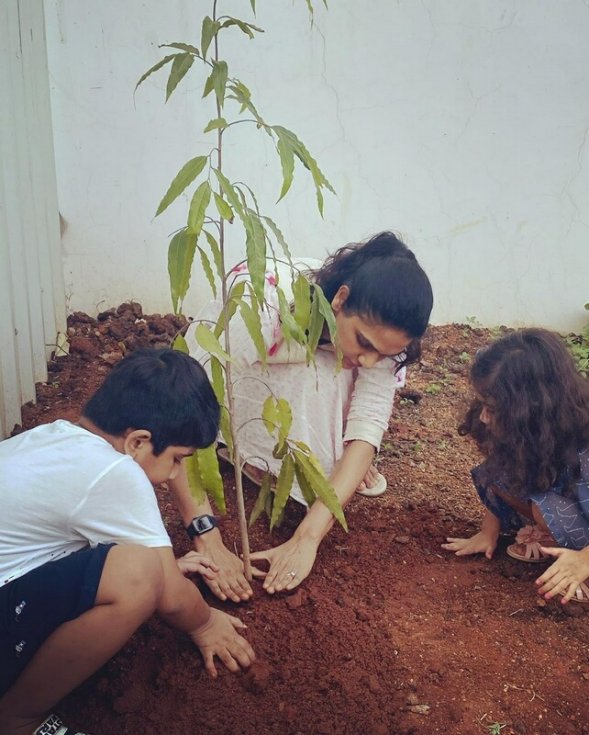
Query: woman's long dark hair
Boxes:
[
  {"xmin": 459, "ymin": 328, "xmax": 589, "ymax": 496},
  {"xmin": 311, "ymin": 231, "xmax": 433, "ymax": 367}
]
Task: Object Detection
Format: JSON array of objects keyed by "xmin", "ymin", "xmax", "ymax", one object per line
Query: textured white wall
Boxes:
[{"xmin": 44, "ymin": 0, "xmax": 589, "ymax": 331}]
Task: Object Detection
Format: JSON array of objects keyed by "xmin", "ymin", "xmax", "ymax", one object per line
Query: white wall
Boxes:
[{"xmin": 44, "ymin": 0, "xmax": 589, "ymax": 331}]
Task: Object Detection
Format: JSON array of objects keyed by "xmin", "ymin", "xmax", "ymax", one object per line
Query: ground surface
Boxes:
[{"xmin": 15, "ymin": 304, "xmax": 589, "ymax": 735}]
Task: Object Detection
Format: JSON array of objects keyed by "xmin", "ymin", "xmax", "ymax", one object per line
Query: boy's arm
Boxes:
[
  {"xmin": 168, "ymin": 463, "xmax": 253, "ymax": 602},
  {"xmin": 154, "ymin": 547, "xmax": 255, "ymax": 676}
]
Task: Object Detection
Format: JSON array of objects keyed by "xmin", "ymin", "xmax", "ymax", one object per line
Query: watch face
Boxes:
[{"xmin": 195, "ymin": 516, "xmax": 214, "ymax": 534}]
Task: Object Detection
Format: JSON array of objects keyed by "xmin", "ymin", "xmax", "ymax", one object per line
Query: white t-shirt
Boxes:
[{"xmin": 0, "ymin": 420, "xmax": 171, "ymax": 587}]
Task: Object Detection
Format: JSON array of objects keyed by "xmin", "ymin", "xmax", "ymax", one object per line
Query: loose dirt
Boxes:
[{"xmin": 14, "ymin": 305, "xmax": 589, "ymax": 735}]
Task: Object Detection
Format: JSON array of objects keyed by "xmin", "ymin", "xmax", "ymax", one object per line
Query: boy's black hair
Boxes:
[
  {"xmin": 311, "ymin": 231, "xmax": 434, "ymax": 367},
  {"xmin": 82, "ymin": 348, "xmax": 220, "ymax": 455}
]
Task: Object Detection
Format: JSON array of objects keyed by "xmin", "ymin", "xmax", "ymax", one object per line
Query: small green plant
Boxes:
[
  {"xmin": 487, "ymin": 723, "xmax": 506, "ymax": 735},
  {"xmin": 424, "ymin": 382, "xmax": 442, "ymax": 395},
  {"xmin": 137, "ymin": 0, "xmax": 342, "ymax": 578},
  {"xmin": 565, "ymin": 303, "xmax": 589, "ymax": 377},
  {"xmin": 458, "ymin": 351, "xmax": 470, "ymax": 364},
  {"xmin": 464, "ymin": 315, "xmax": 483, "ymax": 328}
]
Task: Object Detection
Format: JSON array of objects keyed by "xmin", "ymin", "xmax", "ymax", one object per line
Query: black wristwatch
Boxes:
[{"xmin": 186, "ymin": 514, "xmax": 218, "ymax": 539}]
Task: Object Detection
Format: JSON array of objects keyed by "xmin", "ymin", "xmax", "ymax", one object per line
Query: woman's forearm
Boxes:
[{"xmin": 295, "ymin": 439, "xmax": 375, "ymax": 544}]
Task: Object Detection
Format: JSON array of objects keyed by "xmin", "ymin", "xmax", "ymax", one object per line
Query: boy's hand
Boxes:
[
  {"xmin": 194, "ymin": 532, "xmax": 253, "ymax": 602},
  {"xmin": 190, "ymin": 608, "xmax": 255, "ymax": 677},
  {"xmin": 442, "ymin": 530, "xmax": 498, "ymax": 559},
  {"xmin": 176, "ymin": 551, "xmax": 219, "ymax": 580},
  {"xmin": 536, "ymin": 546, "xmax": 589, "ymax": 603}
]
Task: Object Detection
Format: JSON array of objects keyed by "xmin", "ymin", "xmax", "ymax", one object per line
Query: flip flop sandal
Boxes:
[
  {"xmin": 34, "ymin": 713, "xmax": 89, "ymax": 735},
  {"xmin": 356, "ymin": 471, "xmax": 387, "ymax": 498},
  {"xmin": 506, "ymin": 524, "xmax": 555, "ymax": 563},
  {"xmin": 559, "ymin": 580, "xmax": 589, "ymax": 605}
]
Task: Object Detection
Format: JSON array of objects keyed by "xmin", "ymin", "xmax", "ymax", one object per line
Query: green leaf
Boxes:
[
  {"xmin": 213, "ymin": 192, "xmax": 234, "ymax": 222},
  {"xmin": 292, "ymin": 448, "xmax": 347, "ymax": 530},
  {"xmin": 277, "ymin": 286, "xmax": 306, "ymax": 344},
  {"xmin": 220, "ymin": 18, "xmax": 264, "ymax": 38},
  {"xmin": 249, "ymin": 474, "xmax": 272, "ymax": 527},
  {"xmin": 204, "ymin": 117, "xmax": 228, "ymax": 133},
  {"xmin": 203, "ymin": 230, "xmax": 224, "ymax": 281},
  {"xmin": 307, "ymin": 288, "xmax": 325, "ymax": 355},
  {"xmin": 292, "ymin": 273, "xmax": 312, "ymax": 332},
  {"xmin": 213, "ymin": 280, "xmax": 246, "ymax": 338},
  {"xmin": 211, "ymin": 60, "xmax": 229, "ymax": 108},
  {"xmin": 262, "ymin": 396, "xmax": 280, "ymax": 436},
  {"xmin": 314, "ymin": 284, "xmax": 337, "ymax": 345},
  {"xmin": 201, "ymin": 16, "xmax": 220, "ymax": 59},
  {"xmin": 160, "ymin": 42, "xmax": 200, "ymax": 55},
  {"xmin": 166, "ymin": 53, "xmax": 195, "ymax": 101},
  {"xmin": 172, "ymin": 333, "xmax": 189, "ymax": 354},
  {"xmin": 196, "ymin": 444, "xmax": 226, "ymax": 514},
  {"xmin": 209, "ymin": 356, "xmax": 225, "ymax": 404},
  {"xmin": 156, "ymin": 156, "xmax": 208, "ymax": 216},
  {"xmin": 270, "ymin": 454, "xmax": 295, "ymax": 529},
  {"xmin": 275, "ymin": 129, "xmax": 295, "ymax": 201},
  {"xmin": 244, "ymin": 210, "xmax": 267, "ymax": 302},
  {"xmin": 213, "ymin": 169, "xmax": 245, "ymax": 220},
  {"xmin": 262, "ymin": 215, "xmax": 292, "ymax": 266},
  {"xmin": 250, "ymin": 0, "xmax": 256, "ymax": 13},
  {"xmin": 197, "ymin": 245, "xmax": 217, "ymax": 298},
  {"xmin": 187, "ymin": 181, "xmax": 211, "ymax": 236},
  {"xmin": 294, "ymin": 458, "xmax": 317, "ymax": 507},
  {"xmin": 168, "ymin": 229, "xmax": 197, "ymax": 314},
  {"xmin": 240, "ymin": 296, "xmax": 267, "ymax": 363},
  {"xmin": 185, "ymin": 453, "xmax": 207, "ymax": 504},
  {"xmin": 135, "ymin": 54, "xmax": 176, "ymax": 91},
  {"xmin": 275, "ymin": 397, "xmax": 292, "ymax": 443},
  {"xmin": 194, "ymin": 323, "xmax": 231, "ymax": 362}
]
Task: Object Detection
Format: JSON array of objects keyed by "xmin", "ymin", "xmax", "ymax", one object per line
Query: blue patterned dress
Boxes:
[{"xmin": 472, "ymin": 448, "xmax": 589, "ymax": 549}]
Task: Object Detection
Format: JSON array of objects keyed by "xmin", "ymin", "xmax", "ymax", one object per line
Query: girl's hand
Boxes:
[
  {"xmin": 249, "ymin": 535, "xmax": 320, "ymax": 594},
  {"xmin": 441, "ymin": 530, "xmax": 498, "ymax": 559},
  {"xmin": 176, "ymin": 551, "xmax": 219, "ymax": 580},
  {"xmin": 535, "ymin": 547, "xmax": 589, "ymax": 603},
  {"xmin": 189, "ymin": 608, "xmax": 255, "ymax": 678}
]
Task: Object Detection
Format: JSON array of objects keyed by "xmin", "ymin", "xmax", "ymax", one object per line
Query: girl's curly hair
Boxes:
[
  {"xmin": 310, "ymin": 231, "xmax": 433, "ymax": 369},
  {"xmin": 459, "ymin": 328, "xmax": 589, "ymax": 496}
]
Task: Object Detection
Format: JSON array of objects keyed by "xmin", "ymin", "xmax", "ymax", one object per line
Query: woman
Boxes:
[{"xmin": 171, "ymin": 231, "xmax": 433, "ymax": 600}]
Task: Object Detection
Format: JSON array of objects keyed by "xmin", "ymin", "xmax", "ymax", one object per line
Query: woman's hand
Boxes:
[
  {"xmin": 441, "ymin": 530, "xmax": 498, "ymax": 559},
  {"xmin": 176, "ymin": 551, "xmax": 219, "ymax": 580},
  {"xmin": 249, "ymin": 535, "xmax": 320, "ymax": 594},
  {"xmin": 536, "ymin": 546, "xmax": 589, "ymax": 603},
  {"xmin": 189, "ymin": 608, "xmax": 255, "ymax": 678},
  {"xmin": 357, "ymin": 465, "xmax": 380, "ymax": 493},
  {"xmin": 194, "ymin": 532, "xmax": 254, "ymax": 603}
]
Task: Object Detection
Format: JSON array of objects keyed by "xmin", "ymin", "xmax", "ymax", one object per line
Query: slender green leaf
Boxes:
[
  {"xmin": 156, "ymin": 156, "xmax": 208, "ymax": 216},
  {"xmin": 166, "ymin": 53, "xmax": 195, "ymax": 101},
  {"xmin": 135, "ymin": 54, "xmax": 176, "ymax": 91},
  {"xmin": 244, "ymin": 210, "xmax": 267, "ymax": 302},
  {"xmin": 314, "ymin": 284, "xmax": 337, "ymax": 344},
  {"xmin": 201, "ymin": 16, "xmax": 220, "ymax": 59},
  {"xmin": 293, "ymin": 448, "xmax": 347, "ymax": 530},
  {"xmin": 270, "ymin": 454, "xmax": 295, "ymax": 529},
  {"xmin": 213, "ymin": 280, "xmax": 246, "ymax": 338},
  {"xmin": 262, "ymin": 215, "xmax": 292, "ymax": 266},
  {"xmin": 250, "ymin": 0, "xmax": 256, "ymax": 13},
  {"xmin": 294, "ymin": 457, "xmax": 317, "ymax": 507},
  {"xmin": 187, "ymin": 181, "xmax": 211, "ymax": 236},
  {"xmin": 240, "ymin": 297, "xmax": 267, "ymax": 363},
  {"xmin": 262, "ymin": 396, "xmax": 280, "ymax": 435},
  {"xmin": 219, "ymin": 408, "xmax": 234, "ymax": 455},
  {"xmin": 204, "ymin": 230, "xmax": 224, "ymax": 280},
  {"xmin": 292, "ymin": 274, "xmax": 312, "ymax": 332},
  {"xmin": 276, "ymin": 398, "xmax": 292, "ymax": 443},
  {"xmin": 213, "ymin": 192, "xmax": 234, "ymax": 221},
  {"xmin": 197, "ymin": 245, "xmax": 217, "ymax": 298},
  {"xmin": 209, "ymin": 356, "xmax": 225, "ymax": 404},
  {"xmin": 161, "ymin": 42, "xmax": 200, "ymax": 55},
  {"xmin": 249, "ymin": 473, "xmax": 272, "ymax": 527},
  {"xmin": 185, "ymin": 453, "xmax": 207, "ymax": 504},
  {"xmin": 196, "ymin": 444, "xmax": 226, "ymax": 514},
  {"xmin": 194, "ymin": 323, "xmax": 231, "ymax": 362},
  {"xmin": 307, "ymin": 288, "xmax": 325, "ymax": 355},
  {"xmin": 203, "ymin": 71, "xmax": 215, "ymax": 98},
  {"xmin": 168, "ymin": 229, "xmax": 197, "ymax": 314},
  {"xmin": 172, "ymin": 333, "xmax": 189, "ymax": 354},
  {"xmin": 204, "ymin": 117, "xmax": 229, "ymax": 133},
  {"xmin": 220, "ymin": 18, "xmax": 264, "ymax": 38},
  {"xmin": 213, "ymin": 169, "xmax": 245, "ymax": 220},
  {"xmin": 212, "ymin": 60, "xmax": 229, "ymax": 108},
  {"xmin": 275, "ymin": 129, "xmax": 295, "ymax": 201},
  {"xmin": 277, "ymin": 287, "xmax": 306, "ymax": 344}
]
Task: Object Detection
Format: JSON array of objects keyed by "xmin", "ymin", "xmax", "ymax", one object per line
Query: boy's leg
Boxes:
[{"xmin": 0, "ymin": 544, "xmax": 163, "ymax": 735}]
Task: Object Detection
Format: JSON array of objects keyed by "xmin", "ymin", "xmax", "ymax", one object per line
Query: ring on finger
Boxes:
[{"xmin": 286, "ymin": 570, "xmax": 297, "ymax": 578}]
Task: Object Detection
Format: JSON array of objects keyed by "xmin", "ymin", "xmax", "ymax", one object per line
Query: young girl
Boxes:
[
  {"xmin": 442, "ymin": 328, "xmax": 589, "ymax": 604},
  {"xmin": 171, "ymin": 231, "xmax": 433, "ymax": 601}
]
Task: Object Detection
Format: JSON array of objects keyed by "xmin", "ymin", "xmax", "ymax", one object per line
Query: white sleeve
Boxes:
[
  {"xmin": 70, "ymin": 456, "xmax": 172, "ymax": 548},
  {"xmin": 343, "ymin": 360, "xmax": 406, "ymax": 451}
]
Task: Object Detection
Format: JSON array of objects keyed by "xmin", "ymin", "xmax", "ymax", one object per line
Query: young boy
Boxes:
[{"xmin": 0, "ymin": 348, "xmax": 255, "ymax": 735}]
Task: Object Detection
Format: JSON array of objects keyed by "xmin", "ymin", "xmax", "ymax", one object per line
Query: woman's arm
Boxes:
[
  {"xmin": 168, "ymin": 463, "xmax": 253, "ymax": 602},
  {"xmin": 249, "ymin": 439, "xmax": 375, "ymax": 593}
]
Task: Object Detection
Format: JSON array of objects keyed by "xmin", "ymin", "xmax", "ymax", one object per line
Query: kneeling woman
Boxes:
[{"xmin": 171, "ymin": 231, "xmax": 433, "ymax": 600}]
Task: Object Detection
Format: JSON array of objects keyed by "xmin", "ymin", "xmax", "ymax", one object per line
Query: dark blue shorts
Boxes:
[{"xmin": 0, "ymin": 543, "xmax": 113, "ymax": 696}]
